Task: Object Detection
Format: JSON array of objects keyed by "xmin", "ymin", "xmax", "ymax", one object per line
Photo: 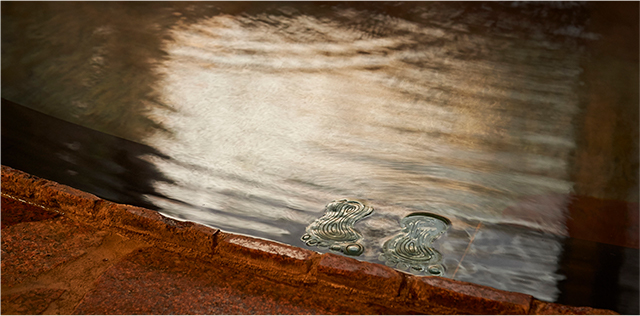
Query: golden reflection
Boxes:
[{"xmin": 147, "ymin": 5, "xmax": 583, "ymax": 237}]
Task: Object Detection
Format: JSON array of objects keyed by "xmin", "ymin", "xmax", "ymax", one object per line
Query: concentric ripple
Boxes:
[
  {"xmin": 380, "ymin": 213, "xmax": 450, "ymax": 275},
  {"xmin": 301, "ymin": 199, "xmax": 373, "ymax": 256}
]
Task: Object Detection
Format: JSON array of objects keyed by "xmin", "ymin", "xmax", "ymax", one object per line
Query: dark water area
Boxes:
[
  {"xmin": 2, "ymin": 1, "xmax": 638, "ymax": 313},
  {"xmin": 557, "ymin": 238, "xmax": 639, "ymax": 313},
  {"xmin": 1, "ymin": 98, "xmax": 173, "ymax": 211}
]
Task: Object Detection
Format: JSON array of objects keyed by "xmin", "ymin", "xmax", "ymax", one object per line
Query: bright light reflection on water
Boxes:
[{"xmin": 135, "ymin": 5, "xmax": 588, "ymax": 301}]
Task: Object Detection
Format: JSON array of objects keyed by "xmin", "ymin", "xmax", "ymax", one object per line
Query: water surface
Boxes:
[{"xmin": 2, "ymin": 2, "xmax": 637, "ymax": 312}]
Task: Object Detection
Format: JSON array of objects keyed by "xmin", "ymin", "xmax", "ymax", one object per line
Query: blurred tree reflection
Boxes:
[{"xmin": 1, "ymin": 2, "xmax": 182, "ymax": 142}]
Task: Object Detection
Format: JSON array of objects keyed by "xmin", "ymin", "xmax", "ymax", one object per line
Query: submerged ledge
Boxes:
[{"xmin": 0, "ymin": 165, "xmax": 617, "ymax": 315}]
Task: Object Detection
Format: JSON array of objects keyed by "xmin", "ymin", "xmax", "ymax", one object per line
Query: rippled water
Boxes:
[{"xmin": 2, "ymin": 2, "xmax": 638, "ymax": 312}]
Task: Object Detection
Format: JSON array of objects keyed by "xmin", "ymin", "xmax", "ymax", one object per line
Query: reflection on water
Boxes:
[
  {"xmin": 2, "ymin": 2, "xmax": 637, "ymax": 313},
  {"xmin": 1, "ymin": 2, "xmax": 179, "ymax": 141},
  {"xmin": 1, "ymin": 99, "xmax": 173, "ymax": 210},
  {"xmin": 148, "ymin": 2, "xmax": 581, "ymax": 235}
]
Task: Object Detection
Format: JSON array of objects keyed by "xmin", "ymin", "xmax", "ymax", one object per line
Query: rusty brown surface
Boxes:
[
  {"xmin": 96, "ymin": 201, "xmax": 219, "ymax": 254},
  {"xmin": 1, "ymin": 216, "xmax": 106, "ymax": 288},
  {"xmin": 1, "ymin": 165, "xmax": 619, "ymax": 315},
  {"xmin": 315, "ymin": 253, "xmax": 404, "ymax": 299},
  {"xmin": 0, "ymin": 196, "xmax": 59, "ymax": 229},
  {"xmin": 1, "ymin": 289, "xmax": 66, "ymax": 315},
  {"xmin": 215, "ymin": 232, "xmax": 319, "ymax": 286},
  {"xmin": 405, "ymin": 275, "xmax": 533, "ymax": 315},
  {"xmin": 572, "ymin": 1, "xmax": 638, "ymax": 205},
  {"xmin": 73, "ymin": 247, "xmax": 326, "ymax": 315},
  {"xmin": 530, "ymin": 299, "xmax": 619, "ymax": 315},
  {"xmin": 566, "ymin": 196, "xmax": 639, "ymax": 249}
]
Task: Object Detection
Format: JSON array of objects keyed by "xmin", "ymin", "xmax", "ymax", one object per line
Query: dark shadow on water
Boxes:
[
  {"xmin": 556, "ymin": 237, "xmax": 639, "ymax": 315},
  {"xmin": 1, "ymin": 98, "xmax": 173, "ymax": 211},
  {"xmin": 2, "ymin": 2, "xmax": 187, "ymax": 142},
  {"xmin": 555, "ymin": 3, "xmax": 639, "ymax": 314}
]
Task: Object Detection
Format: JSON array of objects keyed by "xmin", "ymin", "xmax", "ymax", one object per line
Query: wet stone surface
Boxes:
[
  {"xmin": 316, "ymin": 253, "xmax": 403, "ymax": 298},
  {"xmin": 0, "ymin": 195, "xmax": 59, "ymax": 229},
  {"xmin": 530, "ymin": 300, "xmax": 619, "ymax": 315},
  {"xmin": 0, "ymin": 166, "xmax": 624, "ymax": 315},
  {"xmin": 1, "ymin": 288, "xmax": 66, "ymax": 315},
  {"xmin": 74, "ymin": 246, "xmax": 397, "ymax": 315},
  {"xmin": 216, "ymin": 232, "xmax": 318, "ymax": 286},
  {"xmin": 1, "ymin": 216, "xmax": 105, "ymax": 287},
  {"xmin": 406, "ymin": 275, "xmax": 533, "ymax": 315}
]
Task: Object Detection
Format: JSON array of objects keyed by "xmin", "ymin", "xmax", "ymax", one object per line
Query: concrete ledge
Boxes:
[{"xmin": 1, "ymin": 165, "xmax": 619, "ymax": 315}]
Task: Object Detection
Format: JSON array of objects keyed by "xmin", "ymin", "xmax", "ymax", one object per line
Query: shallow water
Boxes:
[{"xmin": 2, "ymin": 2, "xmax": 638, "ymax": 312}]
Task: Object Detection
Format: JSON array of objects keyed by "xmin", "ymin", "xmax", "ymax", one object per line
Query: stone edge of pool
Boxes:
[{"xmin": 0, "ymin": 165, "xmax": 618, "ymax": 315}]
